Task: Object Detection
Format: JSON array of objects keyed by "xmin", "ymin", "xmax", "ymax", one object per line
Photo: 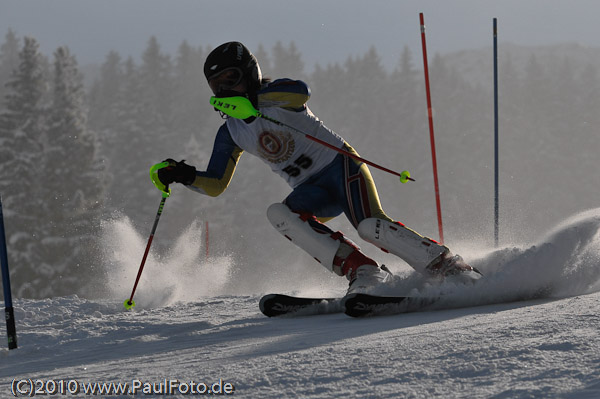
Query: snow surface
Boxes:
[{"xmin": 2, "ymin": 209, "xmax": 600, "ymax": 398}]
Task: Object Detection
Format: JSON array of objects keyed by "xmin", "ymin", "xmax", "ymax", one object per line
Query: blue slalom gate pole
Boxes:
[
  {"xmin": 0, "ymin": 195, "xmax": 17, "ymax": 349},
  {"xmin": 493, "ymin": 18, "xmax": 500, "ymax": 247}
]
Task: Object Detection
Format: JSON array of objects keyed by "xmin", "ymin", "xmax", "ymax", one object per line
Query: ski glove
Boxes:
[{"xmin": 157, "ymin": 159, "xmax": 197, "ymax": 186}]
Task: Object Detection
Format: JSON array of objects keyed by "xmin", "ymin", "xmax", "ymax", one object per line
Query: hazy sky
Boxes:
[{"xmin": 2, "ymin": 0, "xmax": 600, "ymax": 70}]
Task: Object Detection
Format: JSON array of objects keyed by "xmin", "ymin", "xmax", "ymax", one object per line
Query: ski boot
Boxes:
[
  {"xmin": 336, "ymin": 242, "xmax": 392, "ymax": 295},
  {"xmin": 426, "ymin": 252, "xmax": 482, "ymax": 283}
]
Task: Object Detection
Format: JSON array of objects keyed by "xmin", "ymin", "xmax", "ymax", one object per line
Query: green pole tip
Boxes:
[
  {"xmin": 210, "ymin": 96, "xmax": 259, "ymax": 120},
  {"xmin": 399, "ymin": 170, "xmax": 411, "ymax": 184},
  {"xmin": 124, "ymin": 299, "xmax": 136, "ymax": 310}
]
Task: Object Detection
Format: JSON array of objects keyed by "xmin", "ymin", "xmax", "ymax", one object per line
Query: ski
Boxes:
[
  {"xmin": 259, "ymin": 294, "xmax": 342, "ymax": 317},
  {"xmin": 342, "ymin": 293, "xmax": 439, "ymax": 317},
  {"xmin": 260, "ymin": 293, "xmax": 442, "ymax": 318}
]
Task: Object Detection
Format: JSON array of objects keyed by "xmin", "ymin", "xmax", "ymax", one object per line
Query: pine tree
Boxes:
[
  {"xmin": 0, "ymin": 36, "xmax": 48, "ymax": 297},
  {"xmin": 137, "ymin": 37, "xmax": 174, "ymax": 196},
  {"xmin": 172, "ymin": 41, "xmax": 209, "ymax": 137},
  {"xmin": 253, "ymin": 44, "xmax": 271, "ymax": 78},
  {"xmin": 522, "ymin": 54, "xmax": 548, "ymax": 124},
  {"xmin": 39, "ymin": 46, "xmax": 106, "ymax": 297},
  {"xmin": 87, "ymin": 50, "xmax": 123, "ymax": 132},
  {"xmin": 271, "ymin": 41, "xmax": 305, "ymax": 80},
  {"xmin": 138, "ymin": 36, "xmax": 173, "ymax": 136},
  {"xmin": 338, "ymin": 46, "xmax": 388, "ymax": 150},
  {"xmin": 106, "ymin": 56, "xmax": 148, "ymax": 220},
  {"xmin": 0, "ymin": 29, "xmax": 21, "ymax": 103},
  {"xmin": 579, "ymin": 63, "xmax": 600, "ymax": 129},
  {"xmin": 384, "ymin": 46, "xmax": 422, "ymax": 162},
  {"xmin": 309, "ymin": 62, "xmax": 345, "ymax": 126},
  {"xmin": 390, "ymin": 45, "xmax": 420, "ymax": 129}
]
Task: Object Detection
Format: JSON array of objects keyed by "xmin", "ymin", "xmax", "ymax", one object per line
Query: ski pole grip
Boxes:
[
  {"xmin": 210, "ymin": 96, "xmax": 260, "ymax": 119},
  {"xmin": 150, "ymin": 161, "xmax": 172, "ymax": 198}
]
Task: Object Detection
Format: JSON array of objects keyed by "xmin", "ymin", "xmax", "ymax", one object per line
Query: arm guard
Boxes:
[{"xmin": 188, "ymin": 123, "xmax": 243, "ymax": 197}]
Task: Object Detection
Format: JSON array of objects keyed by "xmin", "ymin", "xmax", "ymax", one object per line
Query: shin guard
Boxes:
[
  {"xmin": 357, "ymin": 218, "xmax": 448, "ymax": 273},
  {"xmin": 267, "ymin": 203, "xmax": 341, "ymax": 274}
]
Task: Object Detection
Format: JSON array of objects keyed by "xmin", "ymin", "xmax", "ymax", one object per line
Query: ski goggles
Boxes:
[{"xmin": 208, "ymin": 67, "xmax": 243, "ymax": 95}]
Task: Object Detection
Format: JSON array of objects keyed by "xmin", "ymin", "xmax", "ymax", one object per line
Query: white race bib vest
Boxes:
[{"xmin": 226, "ymin": 106, "xmax": 344, "ymax": 188}]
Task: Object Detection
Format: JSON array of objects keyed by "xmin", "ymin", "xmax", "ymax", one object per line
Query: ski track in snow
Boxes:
[{"xmin": 2, "ymin": 209, "xmax": 600, "ymax": 398}]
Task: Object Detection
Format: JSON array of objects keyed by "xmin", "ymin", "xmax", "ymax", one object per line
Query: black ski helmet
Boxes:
[{"xmin": 204, "ymin": 42, "xmax": 262, "ymax": 95}]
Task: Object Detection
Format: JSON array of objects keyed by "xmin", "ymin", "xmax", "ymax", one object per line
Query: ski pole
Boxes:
[
  {"xmin": 124, "ymin": 162, "xmax": 171, "ymax": 310},
  {"xmin": 210, "ymin": 96, "xmax": 415, "ymax": 184}
]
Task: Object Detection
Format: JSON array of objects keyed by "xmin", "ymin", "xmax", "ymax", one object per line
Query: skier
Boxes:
[{"xmin": 157, "ymin": 41, "xmax": 480, "ymax": 294}]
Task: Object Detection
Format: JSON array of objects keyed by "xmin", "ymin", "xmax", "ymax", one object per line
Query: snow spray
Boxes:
[
  {"xmin": 101, "ymin": 215, "xmax": 233, "ymax": 308},
  {"xmin": 375, "ymin": 208, "xmax": 600, "ymax": 309}
]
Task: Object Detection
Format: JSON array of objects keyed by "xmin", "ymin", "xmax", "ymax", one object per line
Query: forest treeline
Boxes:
[{"xmin": 1, "ymin": 29, "xmax": 600, "ymax": 298}]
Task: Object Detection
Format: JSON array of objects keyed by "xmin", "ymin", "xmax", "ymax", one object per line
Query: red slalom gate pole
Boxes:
[
  {"xmin": 419, "ymin": 12, "xmax": 444, "ymax": 244},
  {"xmin": 205, "ymin": 221, "xmax": 209, "ymax": 259}
]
